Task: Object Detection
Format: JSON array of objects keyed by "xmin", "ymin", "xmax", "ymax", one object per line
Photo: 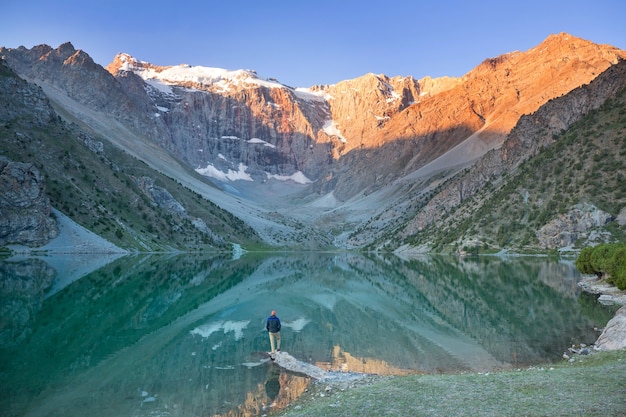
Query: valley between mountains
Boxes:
[{"xmin": 1, "ymin": 33, "xmax": 625, "ymax": 253}]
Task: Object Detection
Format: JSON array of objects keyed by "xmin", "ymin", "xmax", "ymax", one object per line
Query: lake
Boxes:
[{"xmin": 0, "ymin": 252, "xmax": 615, "ymax": 417}]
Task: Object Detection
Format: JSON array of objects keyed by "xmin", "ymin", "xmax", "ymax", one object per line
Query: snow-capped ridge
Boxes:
[{"xmin": 109, "ymin": 52, "xmax": 286, "ymax": 91}]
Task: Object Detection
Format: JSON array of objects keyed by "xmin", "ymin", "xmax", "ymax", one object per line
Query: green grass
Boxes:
[{"xmin": 277, "ymin": 350, "xmax": 626, "ymax": 417}]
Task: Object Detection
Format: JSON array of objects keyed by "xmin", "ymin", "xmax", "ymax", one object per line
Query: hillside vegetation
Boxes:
[{"xmin": 401, "ymin": 84, "xmax": 626, "ymax": 254}]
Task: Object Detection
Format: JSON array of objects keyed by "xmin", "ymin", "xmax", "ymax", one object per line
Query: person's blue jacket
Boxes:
[{"xmin": 266, "ymin": 315, "xmax": 281, "ymax": 333}]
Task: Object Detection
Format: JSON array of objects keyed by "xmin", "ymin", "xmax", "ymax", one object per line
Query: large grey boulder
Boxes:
[
  {"xmin": 595, "ymin": 305, "xmax": 626, "ymax": 351},
  {"xmin": 536, "ymin": 203, "xmax": 613, "ymax": 249}
]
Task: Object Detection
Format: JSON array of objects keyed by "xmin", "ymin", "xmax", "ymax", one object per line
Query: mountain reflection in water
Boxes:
[{"xmin": 0, "ymin": 252, "xmax": 614, "ymax": 417}]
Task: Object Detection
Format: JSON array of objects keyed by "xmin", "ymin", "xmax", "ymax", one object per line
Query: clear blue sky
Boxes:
[{"xmin": 3, "ymin": 0, "xmax": 625, "ymax": 87}]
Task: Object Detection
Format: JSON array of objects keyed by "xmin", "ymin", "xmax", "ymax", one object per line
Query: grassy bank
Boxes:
[{"xmin": 276, "ymin": 350, "xmax": 626, "ymax": 417}]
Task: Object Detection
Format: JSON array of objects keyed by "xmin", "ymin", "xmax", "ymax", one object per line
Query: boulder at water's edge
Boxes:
[{"xmin": 595, "ymin": 305, "xmax": 626, "ymax": 351}]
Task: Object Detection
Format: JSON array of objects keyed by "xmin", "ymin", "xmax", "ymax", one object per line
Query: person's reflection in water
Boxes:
[{"xmin": 265, "ymin": 364, "xmax": 281, "ymax": 403}]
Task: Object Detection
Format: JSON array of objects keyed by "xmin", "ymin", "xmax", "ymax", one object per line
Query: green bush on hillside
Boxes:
[
  {"xmin": 590, "ymin": 244, "xmax": 616, "ymax": 274},
  {"xmin": 575, "ymin": 243, "xmax": 626, "ymax": 290},
  {"xmin": 610, "ymin": 245, "xmax": 626, "ymax": 290},
  {"xmin": 575, "ymin": 247, "xmax": 595, "ymax": 275}
]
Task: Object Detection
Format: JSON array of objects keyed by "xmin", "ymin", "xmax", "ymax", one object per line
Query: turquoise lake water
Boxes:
[{"xmin": 0, "ymin": 252, "xmax": 615, "ymax": 416}]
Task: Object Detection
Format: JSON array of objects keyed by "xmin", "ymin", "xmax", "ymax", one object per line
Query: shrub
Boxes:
[
  {"xmin": 589, "ymin": 244, "xmax": 617, "ymax": 276},
  {"xmin": 576, "ymin": 246, "xmax": 595, "ymax": 275},
  {"xmin": 576, "ymin": 243, "xmax": 626, "ymax": 290},
  {"xmin": 608, "ymin": 246, "xmax": 626, "ymax": 290}
]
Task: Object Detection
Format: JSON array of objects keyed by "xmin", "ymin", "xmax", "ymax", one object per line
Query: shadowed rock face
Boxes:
[
  {"xmin": 536, "ymin": 203, "xmax": 614, "ymax": 248},
  {"xmin": 0, "ymin": 62, "xmax": 60, "ymax": 247},
  {"xmin": 0, "ymin": 157, "xmax": 58, "ymax": 246}
]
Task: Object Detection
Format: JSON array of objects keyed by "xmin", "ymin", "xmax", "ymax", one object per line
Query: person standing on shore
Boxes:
[{"xmin": 266, "ymin": 310, "xmax": 281, "ymax": 354}]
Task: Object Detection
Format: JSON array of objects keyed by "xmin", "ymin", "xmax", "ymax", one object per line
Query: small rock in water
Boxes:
[{"xmin": 598, "ymin": 294, "xmax": 617, "ymax": 305}]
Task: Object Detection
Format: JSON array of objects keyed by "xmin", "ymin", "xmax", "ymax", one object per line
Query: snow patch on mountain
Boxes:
[
  {"xmin": 196, "ymin": 163, "xmax": 252, "ymax": 181},
  {"xmin": 196, "ymin": 162, "xmax": 253, "ymax": 182},
  {"xmin": 266, "ymin": 171, "xmax": 312, "ymax": 184},
  {"xmin": 144, "ymin": 78, "xmax": 176, "ymax": 96},
  {"xmin": 294, "ymin": 87, "xmax": 326, "ymax": 101},
  {"xmin": 248, "ymin": 138, "xmax": 276, "ymax": 148},
  {"xmin": 195, "ymin": 162, "xmax": 311, "ymax": 185},
  {"xmin": 322, "ymin": 119, "xmax": 347, "ymax": 143}
]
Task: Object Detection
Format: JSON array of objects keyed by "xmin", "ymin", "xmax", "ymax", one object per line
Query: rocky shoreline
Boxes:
[{"xmin": 577, "ymin": 275, "xmax": 626, "ymax": 351}]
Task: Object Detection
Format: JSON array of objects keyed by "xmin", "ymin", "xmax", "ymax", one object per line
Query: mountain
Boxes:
[
  {"xmin": 0, "ymin": 60, "xmax": 262, "ymax": 251},
  {"xmin": 1, "ymin": 33, "xmax": 625, "ymax": 253},
  {"xmin": 369, "ymin": 60, "xmax": 626, "ymax": 254}
]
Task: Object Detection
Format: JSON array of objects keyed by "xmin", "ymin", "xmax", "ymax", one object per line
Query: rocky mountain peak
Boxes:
[
  {"xmin": 0, "ymin": 42, "xmax": 108, "ymax": 86},
  {"xmin": 415, "ymin": 75, "xmax": 461, "ymax": 98},
  {"xmin": 316, "ymin": 72, "xmax": 422, "ymax": 152},
  {"xmin": 32, "ymin": 42, "xmax": 95, "ymax": 69},
  {"xmin": 532, "ymin": 32, "xmax": 620, "ymax": 58},
  {"xmin": 56, "ymin": 41, "xmax": 76, "ymax": 55},
  {"xmin": 106, "ymin": 52, "xmax": 163, "ymax": 75}
]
